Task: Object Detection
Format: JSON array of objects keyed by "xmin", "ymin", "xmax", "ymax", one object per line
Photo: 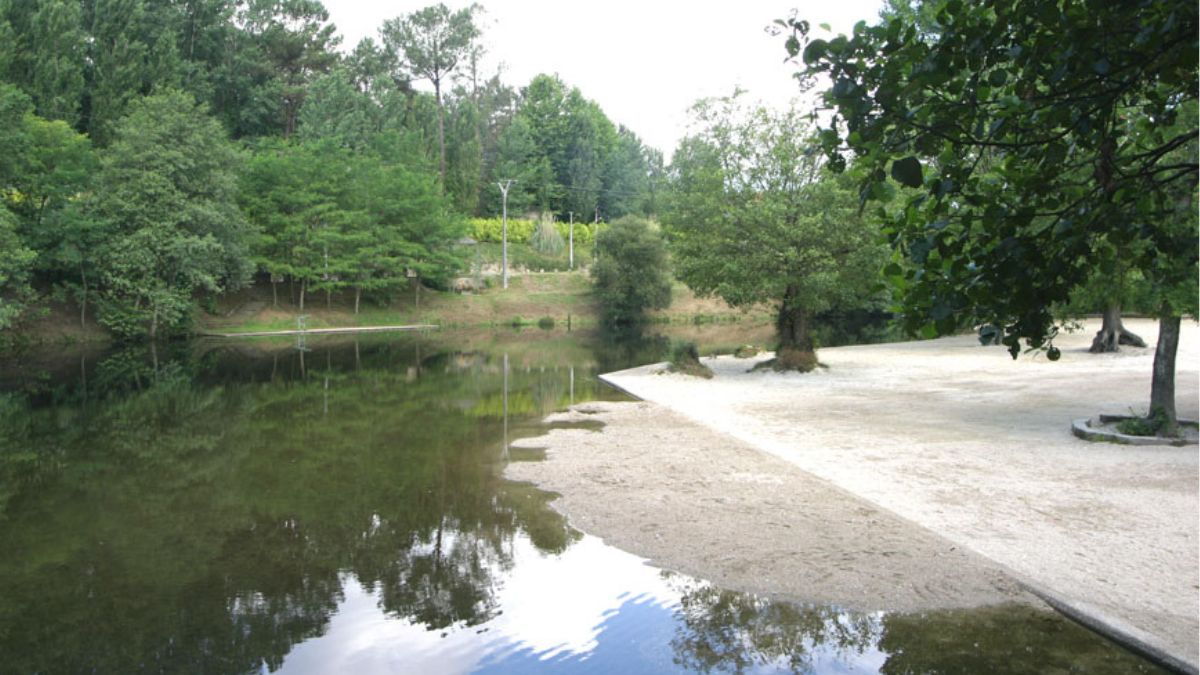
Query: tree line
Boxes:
[{"xmin": 0, "ymin": 0, "xmax": 662, "ymax": 338}]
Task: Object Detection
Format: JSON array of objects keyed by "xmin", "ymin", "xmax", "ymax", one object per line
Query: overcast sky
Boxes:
[{"xmin": 321, "ymin": 0, "xmax": 883, "ymax": 157}]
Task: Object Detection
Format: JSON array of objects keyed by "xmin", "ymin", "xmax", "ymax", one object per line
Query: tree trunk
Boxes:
[
  {"xmin": 774, "ymin": 287, "xmax": 816, "ymax": 371},
  {"xmin": 1149, "ymin": 313, "xmax": 1180, "ymax": 436},
  {"xmin": 777, "ymin": 289, "xmax": 813, "ymax": 353},
  {"xmin": 777, "ymin": 305, "xmax": 813, "ymax": 351},
  {"xmin": 299, "ymin": 279, "xmax": 306, "ymax": 311},
  {"xmin": 149, "ymin": 304, "xmax": 158, "ymax": 341},
  {"xmin": 354, "ymin": 286, "xmax": 361, "ymax": 315},
  {"xmin": 1090, "ymin": 302, "xmax": 1147, "ymax": 352},
  {"xmin": 434, "ymin": 79, "xmax": 446, "ymax": 187},
  {"xmin": 79, "ymin": 264, "xmax": 88, "ymax": 329},
  {"xmin": 271, "ymin": 280, "xmax": 278, "ymax": 308}
]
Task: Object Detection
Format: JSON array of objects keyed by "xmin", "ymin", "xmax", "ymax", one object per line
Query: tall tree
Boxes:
[
  {"xmin": 787, "ymin": 0, "xmax": 1198, "ymax": 430},
  {"xmin": 664, "ymin": 95, "xmax": 887, "ymax": 369},
  {"xmin": 443, "ymin": 91, "xmax": 483, "ymax": 214},
  {"xmin": 28, "ymin": 0, "xmax": 86, "ymax": 125},
  {"xmin": 380, "ymin": 3, "xmax": 480, "ymax": 186},
  {"xmin": 239, "ymin": 0, "xmax": 339, "ymax": 138},
  {"xmin": 85, "ymin": 0, "xmax": 149, "ymax": 145},
  {"xmin": 92, "ymin": 90, "xmax": 251, "ymax": 338}
]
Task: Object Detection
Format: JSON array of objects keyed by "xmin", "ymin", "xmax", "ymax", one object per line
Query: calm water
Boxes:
[{"xmin": 0, "ymin": 328, "xmax": 1166, "ymax": 674}]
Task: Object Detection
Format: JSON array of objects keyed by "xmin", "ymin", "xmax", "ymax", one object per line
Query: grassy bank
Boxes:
[{"xmin": 201, "ymin": 271, "xmax": 772, "ymax": 336}]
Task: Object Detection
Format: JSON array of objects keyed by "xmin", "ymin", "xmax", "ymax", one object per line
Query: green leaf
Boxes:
[
  {"xmin": 891, "ymin": 156, "xmax": 923, "ymax": 188},
  {"xmin": 803, "ymin": 39, "xmax": 829, "ymax": 64}
]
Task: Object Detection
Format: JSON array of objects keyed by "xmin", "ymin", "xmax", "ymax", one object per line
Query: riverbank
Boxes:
[
  {"xmin": 5, "ymin": 271, "xmax": 772, "ymax": 349},
  {"xmin": 202, "ymin": 272, "xmax": 771, "ymax": 335},
  {"xmin": 510, "ymin": 318, "xmax": 1199, "ymax": 672}
]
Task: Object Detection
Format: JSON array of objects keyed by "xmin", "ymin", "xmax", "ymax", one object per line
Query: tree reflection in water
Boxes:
[{"xmin": 0, "ymin": 333, "xmax": 1169, "ymax": 674}]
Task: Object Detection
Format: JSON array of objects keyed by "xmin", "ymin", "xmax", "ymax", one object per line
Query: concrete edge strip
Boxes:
[
  {"xmin": 1017, "ymin": 581, "xmax": 1197, "ymax": 675},
  {"xmin": 1072, "ymin": 417, "xmax": 1199, "ymax": 447},
  {"xmin": 599, "ymin": 370, "xmax": 655, "ymax": 400},
  {"xmin": 202, "ymin": 325, "xmax": 439, "ymax": 338}
]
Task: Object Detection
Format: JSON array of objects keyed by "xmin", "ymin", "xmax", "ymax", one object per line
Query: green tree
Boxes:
[
  {"xmin": 93, "ymin": 90, "xmax": 251, "ymax": 338},
  {"xmin": 486, "ymin": 114, "xmax": 552, "ymax": 216},
  {"xmin": 240, "ymin": 0, "xmax": 339, "ymax": 138},
  {"xmin": 240, "ymin": 139, "xmax": 348, "ymax": 310},
  {"xmin": 602, "ymin": 126, "xmax": 654, "ymax": 219},
  {"xmin": 241, "ymin": 136, "xmax": 462, "ymax": 313},
  {"xmin": 380, "ymin": 3, "xmax": 481, "ymax": 186},
  {"xmin": 787, "ymin": 0, "xmax": 1198, "ymax": 430},
  {"xmin": 0, "ymin": 209, "xmax": 35, "ymax": 332},
  {"xmin": 28, "ymin": 0, "xmax": 86, "ymax": 125},
  {"xmin": 85, "ymin": 0, "xmax": 149, "ymax": 145},
  {"xmin": 297, "ymin": 67, "xmax": 382, "ymax": 150},
  {"xmin": 664, "ymin": 95, "xmax": 887, "ymax": 369},
  {"xmin": 443, "ymin": 93, "xmax": 483, "ymax": 214},
  {"xmin": 4, "ymin": 111, "xmax": 98, "ymax": 327},
  {"xmin": 591, "ymin": 215, "xmax": 671, "ymax": 324}
]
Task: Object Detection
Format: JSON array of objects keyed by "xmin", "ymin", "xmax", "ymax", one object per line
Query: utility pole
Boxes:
[
  {"xmin": 497, "ymin": 179, "xmax": 515, "ymax": 289},
  {"xmin": 568, "ymin": 211, "xmax": 574, "ymax": 270}
]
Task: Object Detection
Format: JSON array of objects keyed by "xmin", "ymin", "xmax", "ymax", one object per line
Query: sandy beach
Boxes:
[{"xmin": 507, "ymin": 318, "xmax": 1199, "ymax": 672}]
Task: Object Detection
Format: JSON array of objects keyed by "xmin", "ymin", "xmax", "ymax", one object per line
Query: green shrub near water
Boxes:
[{"xmin": 667, "ymin": 340, "xmax": 713, "ymax": 378}]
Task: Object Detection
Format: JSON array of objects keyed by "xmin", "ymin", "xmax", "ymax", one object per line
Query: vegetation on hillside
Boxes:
[{"xmin": 0, "ymin": 1, "xmax": 661, "ymax": 342}]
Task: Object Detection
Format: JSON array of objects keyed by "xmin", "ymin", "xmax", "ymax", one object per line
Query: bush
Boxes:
[
  {"xmin": 468, "ymin": 217, "xmax": 536, "ymax": 244},
  {"xmin": 667, "ymin": 340, "xmax": 713, "ymax": 378},
  {"xmin": 733, "ymin": 344, "xmax": 759, "ymax": 358},
  {"xmin": 468, "ymin": 216, "xmax": 600, "ymax": 246},
  {"xmin": 592, "ymin": 216, "xmax": 672, "ymax": 324}
]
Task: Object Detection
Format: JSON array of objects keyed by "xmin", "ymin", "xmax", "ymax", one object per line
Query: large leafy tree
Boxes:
[
  {"xmin": 0, "ymin": 84, "xmax": 95, "ymax": 330},
  {"xmin": 92, "ymin": 90, "xmax": 252, "ymax": 339},
  {"xmin": 787, "ymin": 0, "xmax": 1198, "ymax": 430},
  {"xmin": 664, "ymin": 95, "xmax": 887, "ymax": 368},
  {"xmin": 380, "ymin": 3, "xmax": 481, "ymax": 186}
]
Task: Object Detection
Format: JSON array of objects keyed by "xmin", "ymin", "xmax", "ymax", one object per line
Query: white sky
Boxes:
[{"xmin": 321, "ymin": 0, "xmax": 884, "ymax": 157}]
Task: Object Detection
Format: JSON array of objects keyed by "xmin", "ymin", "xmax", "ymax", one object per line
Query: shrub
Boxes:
[
  {"xmin": 733, "ymin": 344, "xmax": 759, "ymax": 358},
  {"xmin": 468, "ymin": 217, "xmax": 536, "ymax": 244},
  {"xmin": 667, "ymin": 340, "xmax": 713, "ymax": 378},
  {"xmin": 1116, "ymin": 408, "xmax": 1171, "ymax": 437},
  {"xmin": 468, "ymin": 216, "xmax": 601, "ymax": 246},
  {"xmin": 592, "ymin": 216, "xmax": 672, "ymax": 324}
]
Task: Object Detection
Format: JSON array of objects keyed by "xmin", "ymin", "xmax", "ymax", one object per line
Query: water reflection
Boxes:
[{"xmin": 0, "ymin": 331, "xmax": 1166, "ymax": 674}]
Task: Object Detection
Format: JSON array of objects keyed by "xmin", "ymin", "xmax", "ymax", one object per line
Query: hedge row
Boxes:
[{"xmin": 468, "ymin": 218, "xmax": 600, "ymax": 246}]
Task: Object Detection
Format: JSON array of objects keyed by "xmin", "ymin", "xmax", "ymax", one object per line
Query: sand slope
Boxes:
[
  {"xmin": 507, "ymin": 401, "xmax": 1033, "ymax": 613},
  {"xmin": 595, "ymin": 318, "xmax": 1198, "ymax": 670}
]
